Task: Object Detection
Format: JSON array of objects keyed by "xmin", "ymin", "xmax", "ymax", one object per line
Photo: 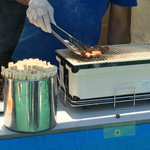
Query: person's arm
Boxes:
[
  {"xmin": 107, "ymin": 3, "xmax": 131, "ymax": 45},
  {"xmin": 16, "ymin": 0, "xmax": 29, "ymax": 6}
]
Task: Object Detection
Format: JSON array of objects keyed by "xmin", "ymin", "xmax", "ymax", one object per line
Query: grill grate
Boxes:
[{"xmin": 56, "ymin": 43, "xmax": 150, "ymax": 66}]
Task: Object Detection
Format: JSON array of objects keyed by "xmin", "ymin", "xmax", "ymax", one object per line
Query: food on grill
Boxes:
[
  {"xmin": 101, "ymin": 46, "xmax": 109, "ymax": 54},
  {"xmin": 1, "ymin": 58, "xmax": 57, "ymax": 80},
  {"xmin": 79, "ymin": 45, "xmax": 109, "ymax": 58}
]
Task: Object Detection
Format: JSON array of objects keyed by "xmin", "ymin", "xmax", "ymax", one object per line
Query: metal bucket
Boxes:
[{"xmin": 3, "ymin": 74, "xmax": 57, "ymax": 132}]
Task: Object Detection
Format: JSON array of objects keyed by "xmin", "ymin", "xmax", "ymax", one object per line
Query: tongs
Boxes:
[{"xmin": 51, "ymin": 23, "xmax": 86, "ymax": 56}]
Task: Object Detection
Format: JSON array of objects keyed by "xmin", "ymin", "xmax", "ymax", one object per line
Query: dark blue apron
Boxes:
[{"xmin": 12, "ymin": 0, "xmax": 137, "ymax": 66}]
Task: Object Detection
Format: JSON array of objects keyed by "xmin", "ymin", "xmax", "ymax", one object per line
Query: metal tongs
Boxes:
[{"xmin": 51, "ymin": 23, "xmax": 86, "ymax": 55}]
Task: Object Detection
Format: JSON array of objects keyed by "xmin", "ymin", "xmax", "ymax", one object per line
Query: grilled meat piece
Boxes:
[
  {"xmin": 79, "ymin": 45, "xmax": 109, "ymax": 58},
  {"xmin": 85, "ymin": 52, "xmax": 92, "ymax": 58},
  {"xmin": 101, "ymin": 46, "xmax": 109, "ymax": 54},
  {"xmin": 91, "ymin": 50, "xmax": 101, "ymax": 57}
]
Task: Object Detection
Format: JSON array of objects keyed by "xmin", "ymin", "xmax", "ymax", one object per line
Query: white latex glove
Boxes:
[{"xmin": 27, "ymin": 0, "xmax": 56, "ymax": 33}]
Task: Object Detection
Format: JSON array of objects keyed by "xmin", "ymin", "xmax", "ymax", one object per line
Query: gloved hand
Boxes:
[{"xmin": 26, "ymin": 0, "xmax": 56, "ymax": 33}]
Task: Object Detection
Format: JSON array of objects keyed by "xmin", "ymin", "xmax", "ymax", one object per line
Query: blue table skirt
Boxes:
[{"xmin": 0, "ymin": 123, "xmax": 150, "ymax": 150}]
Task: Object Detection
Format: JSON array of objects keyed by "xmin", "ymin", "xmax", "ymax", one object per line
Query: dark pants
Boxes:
[{"xmin": 0, "ymin": 0, "xmax": 27, "ymax": 68}]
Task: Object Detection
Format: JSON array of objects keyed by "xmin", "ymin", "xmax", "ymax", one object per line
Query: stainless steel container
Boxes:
[{"xmin": 3, "ymin": 75, "xmax": 57, "ymax": 132}]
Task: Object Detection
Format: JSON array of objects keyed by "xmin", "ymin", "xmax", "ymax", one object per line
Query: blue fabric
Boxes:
[
  {"xmin": 0, "ymin": 123, "xmax": 150, "ymax": 150},
  {"xmin": 12, "ymin": 0, "xmax": 137, "ymax": 66},
  {"xmin": 110, "ymin": 0, "xmax": 137, "ymax": 7}
]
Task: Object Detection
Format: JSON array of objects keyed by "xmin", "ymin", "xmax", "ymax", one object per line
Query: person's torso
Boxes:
[{"xmin": 49, "ymin": 0, "xmax": 110, "ymax": 45}]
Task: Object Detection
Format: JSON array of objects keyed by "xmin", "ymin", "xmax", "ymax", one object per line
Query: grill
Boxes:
[
  {"xmin": 56, "ymin": 43, "xmax": 150, "ymax": 107},
  {"xmin": 56, "ymin": 43, "xmax": 150, "ymax": 65}
]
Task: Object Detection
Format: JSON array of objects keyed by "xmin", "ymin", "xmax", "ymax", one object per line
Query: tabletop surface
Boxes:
[{"xmin": 0, "ymin": 99, "xmax": 150, "ymax": 140}]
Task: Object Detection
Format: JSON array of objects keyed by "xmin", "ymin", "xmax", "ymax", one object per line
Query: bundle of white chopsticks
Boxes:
[{"xmin": 1, "ymin": 58, "xmax": 57, "ymax": 80}]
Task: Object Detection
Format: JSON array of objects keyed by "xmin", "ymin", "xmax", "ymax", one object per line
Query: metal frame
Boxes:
[
  {"xmin": 114, "ymin": 87, "xmax": 136, "ymax": 109},
  {"xmin": 58, "ymin": 88, "xmax": 150, "ymax": 107}
]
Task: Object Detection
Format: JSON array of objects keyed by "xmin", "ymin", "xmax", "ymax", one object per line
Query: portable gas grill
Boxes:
[{"xmin": 56, "ymin": 43, "xmax": 150, "ymax": 107}]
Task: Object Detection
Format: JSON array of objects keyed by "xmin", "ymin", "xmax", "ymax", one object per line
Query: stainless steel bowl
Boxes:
[{"xmin": 3, "ymin": 74, "xmax": 57, "ymax": 132}]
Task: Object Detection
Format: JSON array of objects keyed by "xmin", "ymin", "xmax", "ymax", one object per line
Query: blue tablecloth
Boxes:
[{"xmin": 0, "ymin": 123, "xmax": 150, "ymax": 150}]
